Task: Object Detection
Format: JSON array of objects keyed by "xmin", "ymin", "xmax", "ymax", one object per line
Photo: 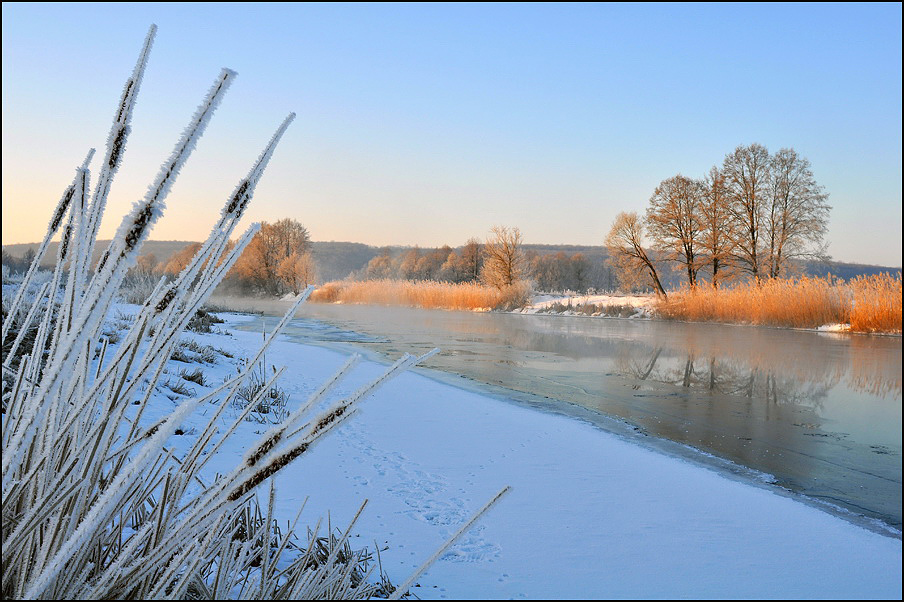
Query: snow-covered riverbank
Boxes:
[
  {"xmin": 152, "ymin": 308, "xmax": 901, "ymax": 599},
  {"xmin": 517, "ymin": 292, "xmax": 654, "ymax": 318},
  {"xmin": 518, "ymin": 292, "xmax": 871, "ymax": 335}
]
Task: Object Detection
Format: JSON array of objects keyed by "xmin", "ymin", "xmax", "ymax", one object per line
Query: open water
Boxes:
[{"xmin": 236, "ymin": 302, "xmax": 902, "ymax": 533}]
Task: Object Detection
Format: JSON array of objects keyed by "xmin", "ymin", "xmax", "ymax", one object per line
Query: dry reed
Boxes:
[
  {"xmin": 848, "ymin": 273, "xmax": 903, "ymax": 333},
  {"xmin": 1, "ymin": 26, "xmax": 508, "ymax": 600},
  {"xmin": 311, "ymin": 278, "xmax": 532, "ymax": 311},
  {"xmin": 655, "ymin": 274, "xmax": 902, "ymax": 333}
]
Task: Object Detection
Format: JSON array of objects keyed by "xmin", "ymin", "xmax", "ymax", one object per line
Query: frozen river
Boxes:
[{"xmin": 235, "ymin": 302, "xmax": 902, "ymax": 533}]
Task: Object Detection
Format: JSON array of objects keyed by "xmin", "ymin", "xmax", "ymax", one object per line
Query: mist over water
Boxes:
[{"xmin": 226, "ymin": 297, "xmax": 902, "ymax": 532}]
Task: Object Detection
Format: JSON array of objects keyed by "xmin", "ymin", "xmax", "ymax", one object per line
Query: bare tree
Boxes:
[
  {"xmin": 22, "ymin": 248, "xmax": 37, "ymax": 270},
  {"xmin": 529, "ymin": 252, "xmax": 565, "ymax": 292},
  {"xmin": 361, "ymin": 247, "xmax": 394, "ymax": 280},
  {"xmin": 438, "ymin": 251, "xmax": 460, "ymax": 283},
  {"xmin": 277, "ymin": 251, "xmax": 317, "ymax": 294},
  {"xmin": 395, "ymin": 247, "xmax": 419, "ymax": 280},
  {"xmin": 460, "ymin": 238, "xmax": 484, "ymax": 282},
  {"xmin": 134, "ymin": 252, "xmax": 159, "ymax": 275},
  {"xmin": 722, "ymin": 143, "xmax": 771, "ymax": 280},
  {"xmin": 415, "ymin": 245, "xmax": 451, "ymax": 280},
  {"xmin": 605, "ymin": 212, "xmax": 667, "ymax": 298},
  {"xmin": 232, "ymin": 218, "xmax": 312, "ymax": 294},
  {"xmin": 270, "ymin": 218, "xmax": 311, "ymax": 260},
  {"xmin": 527, "ymin": 251, "xmax": 590, "ymax": 292},
  {"xmin": 481, "ymin": 226, "xmax": 527, "ymax": 289},
  {"xmin": 570, "ymin": 253, "xmax": 589, "ymax": 292},
  {"xmin": 162, "ymin": 243, "xmax": 202, "ymax": 275},
  {"xmin": 699, "ymin": 166, "xmax": 737, "ymax": 286},
  {"xmin": 437, "ymin": 241, "xmax": 483, "ymax": 284},
  {"xmin": 645, "ymin": 174, "xmax": 705, "ymax": 286},
  {"xmin": 765, "ymin": 148, "xmax": 830, "ymax": 278}
]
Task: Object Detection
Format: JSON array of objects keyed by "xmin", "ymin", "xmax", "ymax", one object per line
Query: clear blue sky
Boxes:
[{"xmin": 2, "ymin": 2, "xmax": 901, "ymax": 266}]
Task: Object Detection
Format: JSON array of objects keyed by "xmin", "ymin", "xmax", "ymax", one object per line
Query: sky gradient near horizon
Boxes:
[{"xmin": 2, "ymin": 3, "xmax": 901, "ymax": 266}]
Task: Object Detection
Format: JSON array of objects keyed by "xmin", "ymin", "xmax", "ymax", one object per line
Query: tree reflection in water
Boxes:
[{"xmin": 616, "ymin": 347, "xmax": 838, "ymax": 409}]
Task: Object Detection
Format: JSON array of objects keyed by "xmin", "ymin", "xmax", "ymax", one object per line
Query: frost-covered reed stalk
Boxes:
[
  {"xmin": 77, "ymin": 24, "xmax": 156, "ymax": 289},
  {"xmin": 2, "ymin": 26, "xmax": 508, "ymax": 601},
  {"xmin": 1, "ymin": 67, "xmax": 237, "ymax": 484},
  {"xmin": 1, "ymin": 150, "xmax": 93, "ymax": 344}
]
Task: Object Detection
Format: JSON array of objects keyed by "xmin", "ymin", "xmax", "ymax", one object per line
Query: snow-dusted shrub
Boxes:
[
  {"xmin": 538, "ymin": 300, "xmax": 635, "ymax": 317},
  {"xmin": 118, "ymin": 269, "xmax": 161, "ymax": 304},
  {"xmin": 172, "ymin": 338, "xmax": 219, "ymax": 364},
  {"xmin": 163, "ymin": 377, "xmax": 197, "ymax": 397},
  {"xmin": 186, "ymin": 307, "xmax": 226, "ymax": 333},
  {"xmin": 179, "ymin": 366, "xmax": 206, "ymax": 386},
  {"xmin": 234, "ymin": 363, "xmax": 290, "ymax": 424}
]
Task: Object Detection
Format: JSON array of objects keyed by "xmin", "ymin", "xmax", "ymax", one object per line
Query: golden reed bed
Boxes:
[
  {"xmin": 311, "ymin": 279, "xmax": 532, "ymax": 311},
  {"xmin": 655, "ymin": 273, "xmax": 902, "ymax": 333},
  {"xmin": 310, "ymin": 275, "xmax": 900, "ymax": 333}
]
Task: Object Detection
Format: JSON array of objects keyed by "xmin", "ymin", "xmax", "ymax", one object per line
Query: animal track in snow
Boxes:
[
  {"xmin": 442, "ymin": 526, "xmax": 501, "ymax": 563},
  {"xmin": 339, "ymin": 420, "xmax": 502, "ymax": 563}
]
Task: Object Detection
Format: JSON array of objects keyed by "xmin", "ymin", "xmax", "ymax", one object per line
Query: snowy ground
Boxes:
[
  {"xmin": 517, "ymin": 293, "xmax": 654, "ymax": 318},
  {"xmin": 121, "ymin": 306, "xmax": 900, "ymax": 599}
]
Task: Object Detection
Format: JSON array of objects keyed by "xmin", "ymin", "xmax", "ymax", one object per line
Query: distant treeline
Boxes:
[{"xmin": 3, "ymin": 240, "xmax": 899, "ymax": 294}]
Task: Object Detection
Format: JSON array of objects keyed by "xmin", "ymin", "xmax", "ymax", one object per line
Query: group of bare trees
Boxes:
[
  {"xmin": 607, "ymin": 144, "xmax": 830, "ymax": 294},
  {"xmin": 41, "ymin": 142, "xmax": 831, "ymax": 304},
  {"xmin": 361, "ymin": 244, "xmax": 469, "ymax": 282},
  {"xmin": 357, "ymin": 227, "xmax": 599, "ymax": 293},
  {"xmin": 358, "ymin": 227, "xmax": 530, "ymax": 289},
  {"xmin": 125, "ymin": 218, "xmax": 317, "ymax": 296},
  {"xmin": 122, "ymin": 222, "xmax": 533, "ymax": 297},
  {"xmin": 0, "ymin": 248, "xmax": 37, "ymax": 275},
  {"xmin": 527, "ymin": 251, "xmax": 591, "ymax": 293}
]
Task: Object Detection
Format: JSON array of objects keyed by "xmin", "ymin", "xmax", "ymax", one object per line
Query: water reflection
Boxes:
[
  {"xmin": 237, "ymin": 303, "xmax": 902, "ymax": 531},
  {"xmin": 616, "ymin": 348, "xmax": 837, "ymax": 407},
  {"xmin": 512, "ymin": 316, "xmax": 900, "ymax": 401},
  {"xmin": 375, "ymin": 309, "xmax": 902, "ymax": 401}
]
